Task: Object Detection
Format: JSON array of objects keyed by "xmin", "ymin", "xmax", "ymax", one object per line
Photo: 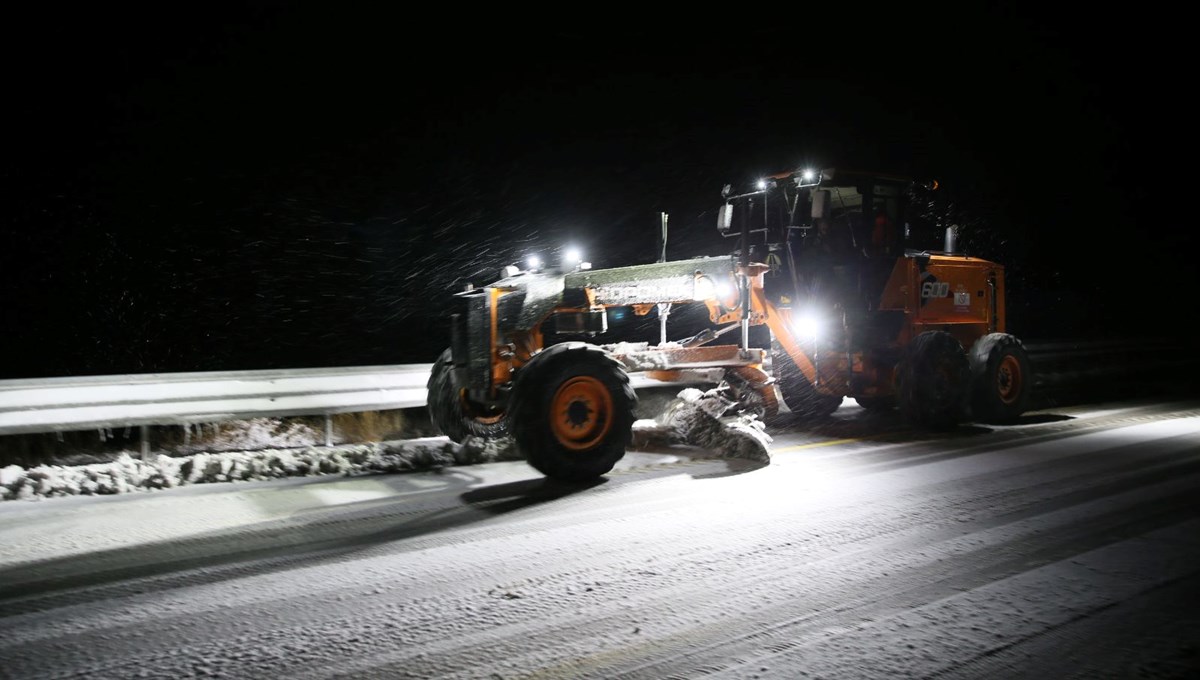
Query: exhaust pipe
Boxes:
[{"xmin": 944, "ymin": 225, "xmax": 958, "ymax": 254}]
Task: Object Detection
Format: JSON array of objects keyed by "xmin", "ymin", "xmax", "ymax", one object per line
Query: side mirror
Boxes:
[
  {"xmin": 717, "ymin": 203, "xmax": 734, "ymax": 236},
  {"xmin": 811, "ymin": 190, "xmax": 830, "ymax": 220}
]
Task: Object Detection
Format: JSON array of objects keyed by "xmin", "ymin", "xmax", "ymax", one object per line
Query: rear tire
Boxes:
[
  {"xmin": 427, "ymin": 349, "xmax": 508, "ymax": 443},
  {"xmin": 854, "ymin": 395, "xmax": 896, "ymax": 411},
  {"xmin": 772, "ymin": 342, "xmax": 842, "ymax": 419},
  {"xmin": 969, "ymin": 333, "xmax": 1032, "ymax": 424},
  {"xmin": 898, "ymin": 331, "xmax": 969, "ymax": 430},
  {"xmin": 509, "ymin": 343, "xmax": 637, "ymax": 482}
]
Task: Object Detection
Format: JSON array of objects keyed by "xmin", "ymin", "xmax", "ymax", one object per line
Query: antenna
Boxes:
[
  {"xmin": 658, "ymin": 211, "xmax": 668, "ymax": 263},
  {"xmin": 657, "ymin": 211, "xmax": 671, "ymax": 344}
]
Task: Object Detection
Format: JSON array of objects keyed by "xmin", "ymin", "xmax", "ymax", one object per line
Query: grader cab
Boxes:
[{"xmin": 427, "ymin": 168, "xmax": 1033, "ymax": 481}]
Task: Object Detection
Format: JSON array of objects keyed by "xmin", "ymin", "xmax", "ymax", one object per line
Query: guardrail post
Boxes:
[
  {"xmin": 140, "ymin": 425, "xmax": 150, "ymax": 460},
  {"xmin": 324, "ymin": 414, "xmax": 333, "ymax": 447}
]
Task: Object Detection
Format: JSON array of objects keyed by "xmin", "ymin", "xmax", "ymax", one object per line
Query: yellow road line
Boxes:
[{"xmin": 773, "ymin": 437, "xmax": 862, "ymax": 452}]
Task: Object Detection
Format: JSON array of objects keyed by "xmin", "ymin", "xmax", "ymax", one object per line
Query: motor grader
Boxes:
[{"xmin": 427, "ymin": 167, "xmax": 1032, "ymax": 481}]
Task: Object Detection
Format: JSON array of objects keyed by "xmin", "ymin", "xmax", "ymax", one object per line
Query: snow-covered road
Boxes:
[{"xmin": 2, "ymin": 398, "xmax": 1199, "ymax": 679}]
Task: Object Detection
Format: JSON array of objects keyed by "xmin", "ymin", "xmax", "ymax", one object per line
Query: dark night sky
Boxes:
[{"xmin": 1, "ymin": 5, "xmax": 1190, "ymax": 379}]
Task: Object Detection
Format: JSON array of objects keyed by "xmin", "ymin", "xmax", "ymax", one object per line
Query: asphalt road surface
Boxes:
[{"xmin": 2, "ymin": 394, "xmax": 1199, "ymax": 679}]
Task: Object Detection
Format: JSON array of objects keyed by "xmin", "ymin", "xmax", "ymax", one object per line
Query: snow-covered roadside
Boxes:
[
  {"xmin": 1, "ymin": 386, "xmax": 772, "ymax": 502},
  {"xmin": 0, "ymin": 436, "xmax": 522, "ymax": 502}
]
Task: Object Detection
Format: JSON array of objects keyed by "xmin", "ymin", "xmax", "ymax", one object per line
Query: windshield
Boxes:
[{"xmin": 721, "ymin": 169, "xmax": 911, "ymax": 257}]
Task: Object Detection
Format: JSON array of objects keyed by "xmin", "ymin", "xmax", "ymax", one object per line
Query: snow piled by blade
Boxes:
[
  {"xmin": 635, "ymin": 387, "xmax": 772, "ymax": 463},
  {"xmin": 0, "ymin": 436, "xmax": 521, "ymax": 502}
]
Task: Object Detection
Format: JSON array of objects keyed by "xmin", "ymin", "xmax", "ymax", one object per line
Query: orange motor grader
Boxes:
[{"xmin": 427, "ymin": 168, "xmax": 1032, "ymax": 481}]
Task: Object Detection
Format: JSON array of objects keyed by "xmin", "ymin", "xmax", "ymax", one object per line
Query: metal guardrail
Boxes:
[
  {"xmin": 0, "ymin": 365, "xmax": 433, "ymax": 439},
  {"xmin": 0, "ymin": 338, "xmax": 1188, "ymax": 441},
  {"xmin": 0, "ymin": 363, "xmax": 709, "ymax": 441}
]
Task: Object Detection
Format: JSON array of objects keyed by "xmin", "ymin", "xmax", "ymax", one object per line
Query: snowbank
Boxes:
[{"xmin": 0, "ymin": 436, "xmax": 520, "ymax": 502}]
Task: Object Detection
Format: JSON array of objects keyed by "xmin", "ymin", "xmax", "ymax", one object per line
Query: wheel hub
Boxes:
[
  {"xmin": 565, "ymin": 400, "xmax": 593, "ymax": 427},
  {"xmin": 997, "ymin": 355, "xmax": 1022, "ymax": 405},
  {"xmin": 550, "ymin": 376, "xmax": 613, "ymax": 451}
]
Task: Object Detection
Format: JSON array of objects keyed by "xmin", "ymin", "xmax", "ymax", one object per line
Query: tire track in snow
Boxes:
[
  {"xmin": 1, "ymin": 403, "xmax": 1198, "ymax": 678},
  {"xmin": 79, "ymin": 422, "xmax": 1195, "ymax": 676}
]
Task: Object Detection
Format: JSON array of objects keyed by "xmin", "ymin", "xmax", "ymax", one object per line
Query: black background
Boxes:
[{"xmin": 1, "ymin": 4, "xmax": 1189, "ymax": 378}]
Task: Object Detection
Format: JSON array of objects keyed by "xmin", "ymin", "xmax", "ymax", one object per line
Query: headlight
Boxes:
[
  {"xmin": 564, "ymin": 247, "xmax": 582, "ymax": 265},
  {"xmin": 527, "ymin": 255, "xmax": 542, "ymax": 270},
  {"xmin": 793, "ymin": 311, "xmax": 824, "ymax": 340},
  {"xmin": 693, "ymin": 275, "xmax": 716, "ymax": 301}
]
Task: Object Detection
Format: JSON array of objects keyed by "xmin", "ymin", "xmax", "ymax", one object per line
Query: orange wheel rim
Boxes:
[
  {"xmin": 550, "ymin": 376, "xmax": 613, "ymax": 451},
  {"xmin": 458, "ymin": 389, "xmax": 504, "ymax": 424},
  {"xmin": 997, "ymin": 355, "xmax": 1023, "ymax": 405}
]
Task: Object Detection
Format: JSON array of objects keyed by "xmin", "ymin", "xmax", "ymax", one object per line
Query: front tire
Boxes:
[
  {"xmin": 508, "ymin": 343, "xmax": 637, "ymax": 482},
  {"xmin": 969, "ymin": 333, "xmax": 1032, "ymax": 424},
  {"xmin": 898, "ymin": 331, "xmax": 969, "ymax": 430},
  {"xmin": 427, "ymin": 349, "xmax": 508, "ymax": 443}
]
